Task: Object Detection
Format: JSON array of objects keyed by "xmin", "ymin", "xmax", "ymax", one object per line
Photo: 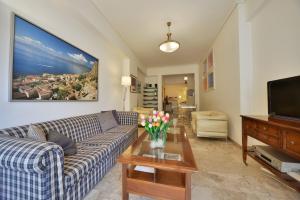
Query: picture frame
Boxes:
[
  {"xmin": 130, "ymin": 74, "xmax": 137, "ymax": 93},
  {"xmin": 10, "ymin": 14, "xmax": 99, "ymax": 101},
  {"xmin": 202, "ymin": 49, "xmax": 215, "ymax": 91},
  {"xmin": 202, "ymin": 59, "xmax": 208, "ymax": 91},
  {"xmin": 137, "ymin": 80, "xmax": 142, "ymax": 93}
]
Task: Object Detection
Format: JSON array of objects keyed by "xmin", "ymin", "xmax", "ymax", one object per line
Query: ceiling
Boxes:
[{"xmin": 92, "ymin": 0, "xmax": 236, "ymax": 67}]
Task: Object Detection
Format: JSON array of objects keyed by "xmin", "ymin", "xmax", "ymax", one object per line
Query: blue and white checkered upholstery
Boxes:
[
  {"xmin": 0, "ymin": 111, "xmax": 138, "ymax": 200},
  {"xmin": 0, "ymin": 136, "xmax": 64, "ymax": 200},
  {"xmin": 117, "ymin": 111, "xmax": 138, "ymax": 126},
  {"xmin": 0, "ymin": 125, "xmax": 28, "ymax": 138}
]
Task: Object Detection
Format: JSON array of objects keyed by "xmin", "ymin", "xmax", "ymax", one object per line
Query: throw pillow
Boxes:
[
  {"xmin": 47, "ymin": 129, "xmax": 77, "ymax": 156},
  {"xmin": 27, "ymin": 124, "xmax": 47, "ymax": 141},
  {"xmin": 98, "ymin": 111, "xmax": 119, "ymax": 132},
  {"xmin": 101, "ymin": 110, "xmax": 120, "ymax": 125}
]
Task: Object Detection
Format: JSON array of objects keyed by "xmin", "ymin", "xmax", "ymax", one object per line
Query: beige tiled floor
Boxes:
[{"xmin": 84, "ymin": 126, "xmax": 300, "ymax": 200}]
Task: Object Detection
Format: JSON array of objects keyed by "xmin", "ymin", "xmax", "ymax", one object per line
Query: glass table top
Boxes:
[{"xmin": 132, "ymin": 127, "xmax": 184, "ymax": 162}]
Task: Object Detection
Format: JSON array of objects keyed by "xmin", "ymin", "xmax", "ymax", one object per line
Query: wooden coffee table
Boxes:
[{"xmin": 118, "ymin": 126, "xmax": 198, "ymax": 200}]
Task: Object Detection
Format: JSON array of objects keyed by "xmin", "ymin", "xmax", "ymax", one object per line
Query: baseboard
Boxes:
[{"xmin": 228, "ymin": 137, "xmax": 242, "ymax": 148}]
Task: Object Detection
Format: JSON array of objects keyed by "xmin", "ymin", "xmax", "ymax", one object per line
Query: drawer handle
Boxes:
[
  {"xmin": 290, "ymin": 141, "xmax": 295, "ymax": 145},
  {"xmin": 263, "ymin": 126, "xmax": 267, "ymax": 131}
]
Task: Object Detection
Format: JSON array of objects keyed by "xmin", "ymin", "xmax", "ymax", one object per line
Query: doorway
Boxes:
[{"xmin": 162, "ymin": 74, "xmax": 195, "ymax": 115}]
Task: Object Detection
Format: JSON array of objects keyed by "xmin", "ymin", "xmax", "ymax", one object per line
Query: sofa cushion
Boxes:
[
  {"xmin": 193, "ymin": 111, "xmax": 228, "ymax": 120},
  {"xmin": 63, "ymin": 143, "xmax": 110, "ymax": 188},
  {"xmin": 80, "ymin": 130, "xmax": 130, "ymax": 150},
  {"xmin": 97, "ymin": 112, "xmax": 119, "ymax": 132},
  {"xmin": 34, "ymin": 113, "xmax": 102, "ymax": 142},
  {"xmin": 101, "ymin": 110, "xmax": 120, "ymax": 125},
  {"xmin": 27, "ymin": 124, "xmax": 47, "ymax": 141},
  {"xmin": 64, "ymin": 127, "xmax": 136, "ymax": 188},
  {"xmin": 105, "ymin": 125, "xmax": 137, "ymax": 134},
  {"xmin": 47, "ymin": 129, "xmax": 77, "ymax": 156}
]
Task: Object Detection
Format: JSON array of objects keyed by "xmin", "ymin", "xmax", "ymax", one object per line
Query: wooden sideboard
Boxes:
[{"xmin": 241, "ymin": 115, "xmax": 300, "ymax": 191}]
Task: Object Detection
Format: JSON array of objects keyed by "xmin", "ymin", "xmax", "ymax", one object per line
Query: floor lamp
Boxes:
[{"xmin": 121, "ymin": 76, "xmax": 131, "ymax": 111}]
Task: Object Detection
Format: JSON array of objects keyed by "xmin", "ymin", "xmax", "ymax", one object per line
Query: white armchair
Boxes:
[{"xmin": 191, "ymin": 111, "xmax": 228, "ymax": 139}]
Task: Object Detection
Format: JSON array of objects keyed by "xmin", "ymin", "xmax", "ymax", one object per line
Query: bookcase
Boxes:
[{"xmin": 143, "ymin": 84, "xmax": 158, "ymax": 109}]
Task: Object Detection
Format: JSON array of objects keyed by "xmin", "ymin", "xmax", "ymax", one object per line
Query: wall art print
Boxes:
[
  {"xmin": 202, "ymin": 49, "xmax": 215, "ymax": 91},
  {"xmin": 202, "ymin": 59, "xmax": 208, "ymax": 91},
  {"xmin": 207, "ymin": 50, "xmax": 215, "ymax": 90},
  {"xmin": 130, "ymin": 74, "xmax": 137, "ymax": 93},
  {"xmin": 11, "ymin": 14, "xmax": 99, "ymax": 101}
]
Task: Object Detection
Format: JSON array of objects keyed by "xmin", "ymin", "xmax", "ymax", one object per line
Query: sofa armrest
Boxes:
[
  {"xmin": 117, "ymin": 111, "xmax": 138, "ymax": 126},
  {"xmin": 0, "ymin": 136, "xmax": 64, "ymax": 199}
]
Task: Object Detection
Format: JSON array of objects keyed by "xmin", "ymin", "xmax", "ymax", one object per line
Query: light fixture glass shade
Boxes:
[
  {"xmin": 159, "ymin": 40, "xmax": 180, "ymax": 53},
  {"xmin": 184, "ymin": 76, "xmax": 188, "ymax": 81},
  {"xmin": 121, "ymin": 76, "xmax": 131, "ymax": 86}
]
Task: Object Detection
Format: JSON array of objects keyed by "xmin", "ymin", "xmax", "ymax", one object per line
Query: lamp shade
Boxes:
[
  {"xmin": 159, "ymin": 22, "xmax": 180, "ymax": 53},
  {"xmin": 121, "ymin": 76, "xmax": 131, "ymax": 86},
  {"xmin": 159, "ymin": 40, "xmax": 180, "ymax": 53}
]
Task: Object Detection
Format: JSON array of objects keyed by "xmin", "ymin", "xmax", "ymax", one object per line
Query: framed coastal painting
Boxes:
[{"xmin": 11, "ymin": 14, "xmax": 99, "ymax": 101}]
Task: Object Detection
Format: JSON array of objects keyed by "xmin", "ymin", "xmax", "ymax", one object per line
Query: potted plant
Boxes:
[{"xmin": 140, "ymin": 111, "xmax": 172, "ymax": 148}]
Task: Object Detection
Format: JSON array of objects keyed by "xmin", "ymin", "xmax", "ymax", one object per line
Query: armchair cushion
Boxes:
[{"xmin": 193, "ymin": 111, "xmax": 228, "ymax": 120}]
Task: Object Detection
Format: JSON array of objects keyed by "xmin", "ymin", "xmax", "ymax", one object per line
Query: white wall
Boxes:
[
  {"xmin": 200, "ymin": 0, "xmax": 300, "ymax": 145},
  {"xmin": 246, "ymin": 0, "xmax": 300, "ymax": 115},
  {"xmin": 137, "ymin": 69, "xmax": 146, "ymax": 107},
  {"xmin": 199, "ymin": 8, "xmax": 241, "ymax": 143},
  {"xmin": 0, "ymin": 0, "xmax": 144, "ymax": 128},
  {"xmin": 147, "ymin": 64, "xmax": 200, "ymax": 110}
]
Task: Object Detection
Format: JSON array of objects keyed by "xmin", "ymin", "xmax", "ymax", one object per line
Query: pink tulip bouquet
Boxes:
[{"xmin": 140, "ymin": 111, "xmax": 172, "ymax": 148}]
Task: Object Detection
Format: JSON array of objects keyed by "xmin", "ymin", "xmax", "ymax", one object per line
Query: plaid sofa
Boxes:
[{"xmin": 0, "ymin": 111, "xmax": 138, "ymax": 200}]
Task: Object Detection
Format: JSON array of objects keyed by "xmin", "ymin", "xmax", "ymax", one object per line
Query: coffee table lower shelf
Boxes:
[{"xmin": 122, "ymin": 164, "xmax": 191, "ymax": 200}]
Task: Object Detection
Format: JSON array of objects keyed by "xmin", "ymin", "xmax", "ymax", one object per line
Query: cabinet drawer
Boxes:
[
  {"xmin": 257, "ymin": 123, "xmax": 280, "ymax": 138},
  {"xmin": 283, "ymin": 129, "xmax": 300, "ymax": 157},
  {"xmin": 244, "ymin": 119, "xmax": 257, "ymax": 137},
  {"xmin": 257, "ymin": 133, "xmax": 281, "ymax": 148}
]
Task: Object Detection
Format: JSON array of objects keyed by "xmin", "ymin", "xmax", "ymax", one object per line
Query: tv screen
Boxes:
[{"xmin": 268, "ymin": 75, "xmax": 300, "ymax": 120}]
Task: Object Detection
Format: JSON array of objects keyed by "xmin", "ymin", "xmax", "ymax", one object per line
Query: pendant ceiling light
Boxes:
[{"xmin": 159, "ymin": 22, "xmax": 180, "ymax": 53}]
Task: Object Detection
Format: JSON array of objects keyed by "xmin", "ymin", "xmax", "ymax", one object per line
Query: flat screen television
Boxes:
[{"xmin": 268, "ymin": 75, "xmax": 300, "ymax": 120}]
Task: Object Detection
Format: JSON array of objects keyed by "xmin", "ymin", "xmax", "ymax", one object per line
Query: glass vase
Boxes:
[{"xmin": 149, "ymin": 131, "xmax": 167, "ymax": 149}]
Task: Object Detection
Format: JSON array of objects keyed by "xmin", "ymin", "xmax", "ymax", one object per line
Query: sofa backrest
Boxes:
[{"xmin": 0, "ymin": 113, "xmax": 102, "ymax": 142}]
